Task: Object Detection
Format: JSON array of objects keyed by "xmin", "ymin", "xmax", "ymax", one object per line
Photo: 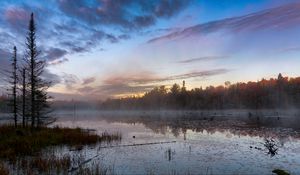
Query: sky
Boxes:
[{"xmin": 0, "ymin": 0, "xmax": 300, "ymax": 101}]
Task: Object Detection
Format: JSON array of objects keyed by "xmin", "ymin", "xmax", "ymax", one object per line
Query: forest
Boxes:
[{"xmin": 100, "ymin": 73, "xmax": 300, "ymax": 110}]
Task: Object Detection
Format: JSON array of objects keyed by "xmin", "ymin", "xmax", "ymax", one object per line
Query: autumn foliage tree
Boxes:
[{"xmin": 100, "ymin": 74, "xmax": 300, "ymax": 110}]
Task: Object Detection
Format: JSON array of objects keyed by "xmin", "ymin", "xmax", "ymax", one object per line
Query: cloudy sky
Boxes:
[{"xmin": 0, "ymin": 0, "xmax": 300, "ymax": 100}]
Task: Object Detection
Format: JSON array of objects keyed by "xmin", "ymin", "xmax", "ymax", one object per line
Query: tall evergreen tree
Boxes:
[
  {"xmin": 8, "ymin": 46, "xmax": 18, "ymax": 127},
  {"xmin": 21, "ymin": 68, "xmax": 27, "ymax": 127},
  {"xmin": 25, "ymin": 13, "xmax": 52, "ymax": 128}
]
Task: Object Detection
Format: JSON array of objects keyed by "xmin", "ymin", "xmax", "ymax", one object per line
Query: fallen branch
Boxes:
[
  {"xmin": 98, "ymin": 140, "xmax": 176, "ymax": 149},
  {"xmin": 68, "ymin": 140, "xmax": 176, "ymax": 173}
]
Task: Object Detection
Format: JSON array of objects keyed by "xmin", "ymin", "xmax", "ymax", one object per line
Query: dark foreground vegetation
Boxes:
[
  {"xmin": 0, "ymin": 125, "xmax": 121, "ymax": 174},
  {"xmin": 100, "ymin": 73, "xmax": 300, "ymax": 110},
  {"xmin": 0, "ymin": 125, "xmax": 121, "ymax": 159}
]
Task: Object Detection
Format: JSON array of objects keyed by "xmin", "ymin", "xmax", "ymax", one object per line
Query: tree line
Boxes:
[
  {"xmin": 2, "ymin": 13, "xmax": 52, "ymax": 128},
  {"xmin": 100, "ymin": 74, "xmax": 300, "ymax": 110}
]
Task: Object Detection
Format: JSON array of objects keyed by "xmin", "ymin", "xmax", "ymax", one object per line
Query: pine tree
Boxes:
[
  {"xmin": 21, "ymin": 68, "xmax": 27, "ymax": 127},
  {"xmin": 8, "ymin": 46, "xmax": 18, "ymax": 127},
  {"xmin": 25, "ymin": 13, "xmax": 52, "ymax": 128}
]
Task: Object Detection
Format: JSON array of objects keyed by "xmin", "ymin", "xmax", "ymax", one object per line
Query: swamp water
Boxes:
[{"xmin": 51, "ymin": 110, "xmax": 300, "ymax": 175}]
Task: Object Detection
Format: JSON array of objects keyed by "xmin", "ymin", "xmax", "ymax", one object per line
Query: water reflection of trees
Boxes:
[{"xmin": 96, "ymin": 112, "xmax": 300, "ymax": 140}]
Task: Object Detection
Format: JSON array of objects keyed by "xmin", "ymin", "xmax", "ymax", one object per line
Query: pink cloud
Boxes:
[{"xmin": 5, "ymin": 6, "xmax": 29, "ymax": 29}]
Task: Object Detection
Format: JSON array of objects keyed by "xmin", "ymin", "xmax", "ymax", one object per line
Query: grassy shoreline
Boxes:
[{"xmin": 0, "ymin": 125, "xmax": 121, "ymax": 174}]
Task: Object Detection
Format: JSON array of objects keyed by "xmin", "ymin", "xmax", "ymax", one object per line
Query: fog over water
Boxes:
[{"xmin": 48, "ymin": 109, "xmax": 300, "ymax": 174}]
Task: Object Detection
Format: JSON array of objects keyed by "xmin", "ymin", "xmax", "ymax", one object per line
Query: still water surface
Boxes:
[{"xmin": 53, "ymin": 110, "xmax": 300, "ymax": 174}]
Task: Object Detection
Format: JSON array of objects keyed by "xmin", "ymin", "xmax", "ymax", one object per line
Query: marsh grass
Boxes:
[
  {"xmin": 76, "ymin": 161, "xmax": 112, "ymax": 175},
  {"xmin": 0, "ymin": 125, "xmax": 121, "ymax": 160},
  {"xmin": 0, "ymin": 124, "xmax": 121, "ymax": 174},
  {"xmin": 15, "ymin": 154, "xmax": 71, "ymax": 175},
  {"xmin": 0, "ymin": 161, "xmax": 9, "ymax": 175},
  {"xmin": 7, "ymin": 153, "xmax": 113, "ymax": 175},
  {"xmin": 101, "ymin": 131, "xmax": 122, "ymax": 143}
]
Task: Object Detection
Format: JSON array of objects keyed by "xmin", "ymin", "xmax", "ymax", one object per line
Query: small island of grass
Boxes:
[{"xmin": 0, "ymin": 125, "xmax": 121, "ymax": 174}]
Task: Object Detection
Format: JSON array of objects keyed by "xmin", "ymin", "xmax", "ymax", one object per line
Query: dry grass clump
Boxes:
[
  {"xmin": 17, "ymin": 154, "xmax": 71, "ymax": 175},
  {"xmin": 0, "ymin": 161, "xmax": 9, "ymax": 175},
  {"xmin": 0, "ymin": 125, "xmax": 121, "ymax": 160}
]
